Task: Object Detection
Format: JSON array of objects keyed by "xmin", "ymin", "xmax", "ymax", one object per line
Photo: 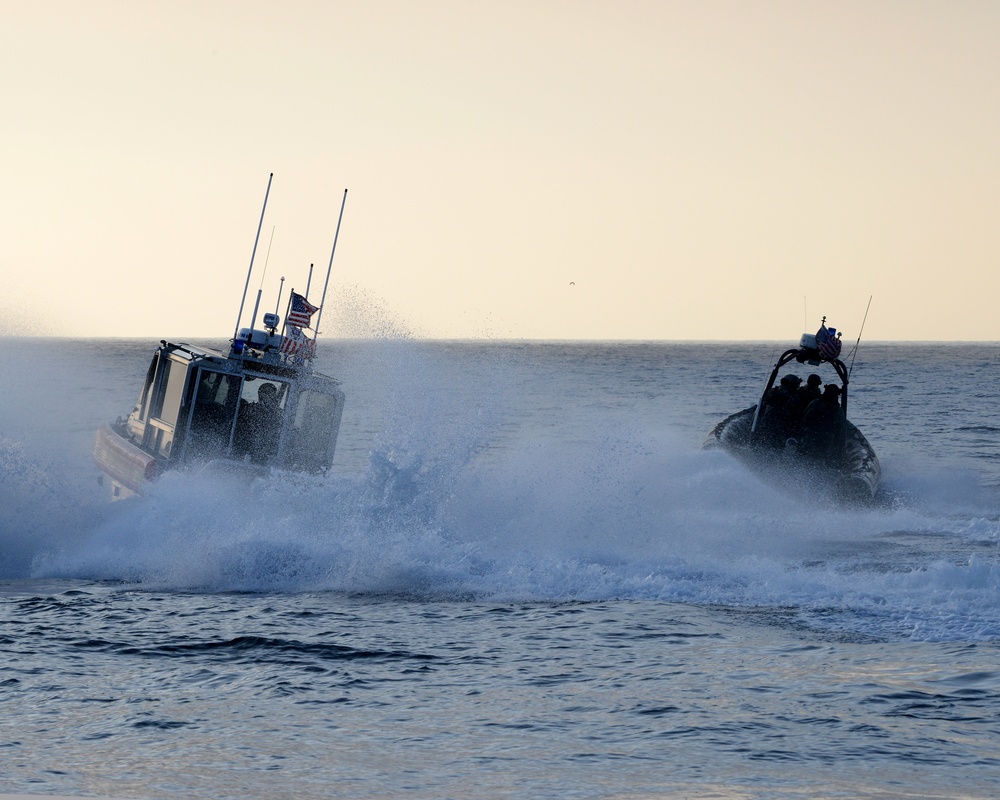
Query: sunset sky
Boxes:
[{"xmin": 2, "ymin": 1, "xmax": 998, "ymax": 341}]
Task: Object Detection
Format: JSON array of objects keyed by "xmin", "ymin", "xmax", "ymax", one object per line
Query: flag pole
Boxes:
[
  {"xmin": 313, "ymin": 189, "xmax": 347, "ymax": 344},
  {"xmin": 281, "ymin": 289, "xmax": 295, "ymax": 339},
  {"xmin": 232, "ymin": 173, "xmax": 273, "ymax": 344},
  {"xmin": 274, "ymin": 276, "xmax": 285, "ymax": 317}
]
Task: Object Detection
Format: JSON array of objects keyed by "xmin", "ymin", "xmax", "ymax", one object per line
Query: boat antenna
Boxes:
[
  {"xmin": 305, "ymin": 263, "xmax": 314, "ymax": 299},
  {"xmin": 846, "ymin": 295, "xmax": 873, "ymax": 377},
  {"xmin": 312, "ymin": 189, "xmax": 348, "ymax": 342},
  {"xmin": 258, "ymin": 227, "xmax": 276, "ymax": 290},
  {"xmin": 232, "ymin": 172, "xmax": 273, "ymax": 343},
  {"xmin": 250, "ymin": 226, "xmax": 277, "ymax": 329},
  {"xmin": 250, "ymin": 289, "xmax": 264, "ymax": 333}
]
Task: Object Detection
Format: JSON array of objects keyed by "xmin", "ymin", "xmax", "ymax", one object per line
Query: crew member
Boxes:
[
  {"xmin": 758, "ymin": 374, "xmax": 802, "ymax": 448},
  {"xmin": 799, "ymin": 384, "xmax": 845, "ymax": 460}
]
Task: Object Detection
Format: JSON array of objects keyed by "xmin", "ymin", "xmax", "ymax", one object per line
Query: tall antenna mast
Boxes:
[
  {"xmin": 251, "ymin": 226, "xmax": 277, "ymax": 330},
  {"xmin": 232, "ymin": 173, "xmax": 273, "ymax": 343},
  {"xmin": 848, "ymin": 295, "xmax": 873, "ymax": 377},
  {"xmin": 312, "ymin": 189, "xmax": 347, "ymax": 344}
]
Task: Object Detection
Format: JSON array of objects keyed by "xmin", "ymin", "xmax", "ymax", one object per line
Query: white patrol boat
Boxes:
[{"xmin": 93, "ymin": 176, "xmax": 348, "ymax": 499}]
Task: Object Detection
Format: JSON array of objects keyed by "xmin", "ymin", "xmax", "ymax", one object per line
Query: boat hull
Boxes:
[
  {"xmin": 93, "ymin": 423, "xmax": 157, "ymax": 499},
  {"xmin": 704, "ymin": 406, "xmax": 882, "ymax": 502}
]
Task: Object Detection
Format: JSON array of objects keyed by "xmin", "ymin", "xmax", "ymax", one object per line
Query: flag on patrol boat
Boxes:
[
  {"xmin": 287, "ymin": 292, "xmax": 319, "ymax": 329},
  {"xmin": 281, "ymin": 325, "xmax": 315, "ymax": 358},
  {"xmin": 816, "ymin": 324, "xmax": 842, "ymax": 359}
]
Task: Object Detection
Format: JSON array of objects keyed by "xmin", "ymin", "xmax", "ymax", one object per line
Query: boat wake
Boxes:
[
  {"xmin": 8, "ymin": 420, "xmax": 998, "ymax": 642},
  {"xmin": 2, "ymin": 331, "xmax": 998, "ymax": 642}
]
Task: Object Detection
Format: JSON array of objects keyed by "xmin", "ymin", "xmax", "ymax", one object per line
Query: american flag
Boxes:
[
  {"xmin": 280, "ymin": 325, "xmax": 315, "ymax": 358},
  {"xmin": 287, "ymin": 292, "xmax": 319, "ymax": 329},
  {"xmin": 817, "ymin": 325, "xmax": 842, "ymax": 359}
]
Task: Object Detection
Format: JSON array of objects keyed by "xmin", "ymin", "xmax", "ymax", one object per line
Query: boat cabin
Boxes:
[{"xmin": 94, "ymin": 339, "xmax": 345, "ymax": 496}]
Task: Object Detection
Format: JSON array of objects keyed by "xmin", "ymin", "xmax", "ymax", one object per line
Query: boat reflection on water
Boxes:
[{"xmin": 704, "ymin": 318, "xmax": 881, "ymax": 503}]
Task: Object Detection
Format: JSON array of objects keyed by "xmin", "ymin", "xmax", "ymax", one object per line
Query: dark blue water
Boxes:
[{"xmin": 1, "ymin": 338, "xmax": 999, "ymax": 799}]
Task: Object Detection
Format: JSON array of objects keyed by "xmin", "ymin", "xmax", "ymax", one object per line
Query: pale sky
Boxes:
[{"xmin": 2, "ymin": 1, "xmax": 998, "ymax": 341}]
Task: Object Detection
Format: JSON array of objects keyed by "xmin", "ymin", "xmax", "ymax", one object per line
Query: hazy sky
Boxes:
[{"xmin": 3, "ymin": 1, "xmax": 998, "ymax": 341}]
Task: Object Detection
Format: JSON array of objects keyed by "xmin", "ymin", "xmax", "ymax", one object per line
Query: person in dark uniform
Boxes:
[
  {"xmin": 758, "ymin": 374, "xmax": 802, "ymax": 448},
  {"xmin": 799, "ymin": 373, "xmax": 822, "ymax": 409},
  {"xmin": 235, "ymin": 382, "xmax": 283, "ymax": 463},
  {"xmin": 799, "ymin": 383, "xmax": 845, "ymax": 460}
]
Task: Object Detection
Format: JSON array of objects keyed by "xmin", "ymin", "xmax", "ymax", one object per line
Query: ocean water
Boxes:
[{"xmin": 1, "ymin": 336, "xmax": 999, "ymax": 799}]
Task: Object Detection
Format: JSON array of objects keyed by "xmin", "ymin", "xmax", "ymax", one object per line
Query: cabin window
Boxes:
[
  {"xmin": 232, "ymin": 379, "xmax": 287, "ymax": 465},
  {"xmin": 148, "ymin": 359, "xmax": 168, "ymax": 419},
  {"xmin": 149, "ymin": 357, "xmax": 187, "ymax": 425},
  {"xmin": 140, "ymin": 357, "xmax": 188, "ymax": 460},
  {"xmin": 185, "ymin": 369, "xmax": 241, "ymax": 460},
  {"xmin": 137, "ymin": 355, "xmax": 158, "ymax": 420},
  {"xmin": 162, "ymin": 361, "xmax": 188, "ymax": 423},
  {"xmin": 282, "ymin": 389, "xmax": 341, "ymax": 472}
]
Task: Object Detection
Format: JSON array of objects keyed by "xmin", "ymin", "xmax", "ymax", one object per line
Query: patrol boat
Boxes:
[
  {"xmin": 93, "ymin": 177, "xmax": 348, "ymax": 499},
  {"xmin": 703, "ymin": 318, "xmax": 881, "ymax": 502}
]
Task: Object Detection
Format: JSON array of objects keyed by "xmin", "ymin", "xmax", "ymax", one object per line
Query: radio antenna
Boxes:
[
  {"xmin": 312, "ymin": 189, "xmax": 347, "ymax": 343},
  {"xmin": 847, "ymin": 295, "xmax": 873, "ymax": 377},
  {"xmin": 232, "ymin": 173, "xmax": 273, "ymax": 343},
  {"xmin": 258, "ymin": 227, "xmax": 276, "ymax": 289}
]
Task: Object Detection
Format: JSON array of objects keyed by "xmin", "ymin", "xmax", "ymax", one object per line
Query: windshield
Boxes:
[
  {"xmin": 281, "ymin": 388, "xmax": 342, "ymax": 472},
  {"xmin": 232, "ymin": 378, "xmax": 287, "ymax": 465}
]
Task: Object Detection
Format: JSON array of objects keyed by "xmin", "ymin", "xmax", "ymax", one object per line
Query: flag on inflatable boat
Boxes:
[
  {"xmin": 280, "ymin": 325, "xmax": 315, "ymax": 358},
  {"xmin": 287, "ymin": 292, "xmax": 319, "ymax": 329},
  {"xmin": 816, "ymin": 324, "xmax": 843, "ymax": 359}
]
